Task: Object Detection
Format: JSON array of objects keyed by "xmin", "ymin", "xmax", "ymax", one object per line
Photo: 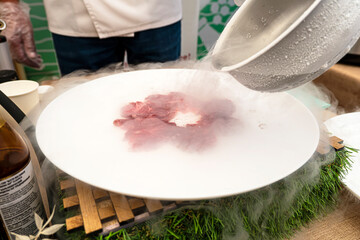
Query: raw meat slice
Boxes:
[{"xmin": 113, "ymin": 92, "xmax": 237, "ymax": 151}]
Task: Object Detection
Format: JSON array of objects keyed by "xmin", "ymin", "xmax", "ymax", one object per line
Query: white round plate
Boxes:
[
  {"xmin": 36, "ymin": 69, "xmax": 319, "ymax": 200},
  {"xmin": 325, "ymin": 112, "xmax": 360, "ymax": 199}
]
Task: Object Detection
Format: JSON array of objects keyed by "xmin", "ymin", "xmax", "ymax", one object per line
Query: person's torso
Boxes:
[{"xmin": 43, "ymin": 0, "xmax": 182, "ymax": 38}]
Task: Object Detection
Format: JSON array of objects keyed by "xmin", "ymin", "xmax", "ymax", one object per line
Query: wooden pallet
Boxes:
[
  {"xmin": 59, "ymin": 172, "xmax": 184, "ymax": 235},
  {"xmin": 59, "ymin": 136, "xmax": 344, "ymax": 235}
]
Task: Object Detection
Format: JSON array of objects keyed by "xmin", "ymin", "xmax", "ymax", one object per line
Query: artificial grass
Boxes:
[{"xmin": 63, "ymin": 147, "xmax": 356, "ymax": 240}]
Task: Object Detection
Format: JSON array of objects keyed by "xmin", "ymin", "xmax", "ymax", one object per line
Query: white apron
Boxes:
[{"xmin": 43, "ymin": 0, "xmax": 182, "ymax": 38}]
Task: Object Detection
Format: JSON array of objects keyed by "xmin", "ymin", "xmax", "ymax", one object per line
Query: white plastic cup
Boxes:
[{"xmin": 0, "ymin": 80, "xmax": 40, "ymax": 115}]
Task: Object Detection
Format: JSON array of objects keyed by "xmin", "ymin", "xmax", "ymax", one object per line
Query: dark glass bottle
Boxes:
[
  {"xmin": 0, "ymin": 113, "xmax": 45, "ymax": 240},
  {"xmin": 0, "ymin": 35, "xmax": 16, "ymax": 71}
]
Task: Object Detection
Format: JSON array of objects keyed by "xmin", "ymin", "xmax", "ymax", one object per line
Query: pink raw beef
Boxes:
[{"xmin": 113, "ymin": 92, "xmax": 237, "ymax": 151}]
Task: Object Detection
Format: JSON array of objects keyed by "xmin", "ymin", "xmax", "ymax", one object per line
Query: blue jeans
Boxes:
[{"xmin": 52, "ymin": 21, "xmax": 181, "ymax": 75}]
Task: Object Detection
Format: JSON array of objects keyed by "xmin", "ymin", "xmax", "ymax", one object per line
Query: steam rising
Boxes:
[
  {"xmin": 23, "ymin": 7, "xmax": 355, "ymax": 235},
  {"xmin": 27, "ymin": 56, "xmax": 347, "ymax": 239}
]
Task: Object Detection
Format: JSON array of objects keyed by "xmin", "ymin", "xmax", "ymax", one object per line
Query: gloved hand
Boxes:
[{"xmin": 0, "ymin": 1, "xmax": 43, "ymax": 69}]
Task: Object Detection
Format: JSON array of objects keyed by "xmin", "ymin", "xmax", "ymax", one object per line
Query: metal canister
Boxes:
[{"xmin": 0, "ymin": 19, "xmax": 15, "ymax": 71}]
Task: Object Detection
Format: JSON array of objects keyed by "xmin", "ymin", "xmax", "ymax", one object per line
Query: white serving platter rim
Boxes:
[{"xmin": 36, "ymin": 69, "xmax": 320, "ymax": 200}]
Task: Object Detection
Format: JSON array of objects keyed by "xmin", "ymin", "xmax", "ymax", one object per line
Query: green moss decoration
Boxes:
[{"xmin": 61, "ymin": 147, "xmax": 356, "ymax": 240}]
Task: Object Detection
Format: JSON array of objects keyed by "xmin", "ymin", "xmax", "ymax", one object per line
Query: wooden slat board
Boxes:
[
  {"xmin": 109, "ymin": 193, "xmax": 134, "ymax": 222},
  {"xmin": 128, "ymin": 198, "xmax": 145, "ymax": 210},
  {"xmin": 97, "ymin": 199, "xmax": 116, "ymax": 220},
  {"xmin": 330, "ymin": 136, "xmax": 345, "ymax": 151},
  {"xmin": 66, "ymin": 215, "xmax": 83, "ymax": 231},
  {"xmin": 60, "ymin": 178, "xmax": 75, "ymax": 190},
  {"xmin": 144, "ymin": 199, "xmax": 163, "ymax": 213},
  {"xmin": 75, "ymin": 180, "xmax": 103, "ymax": 234},
  {"xmin": 59, "ymin": 136, "xmax": 344, "ymax": 235},
  {"xmin": 59, "ymin": 173, "xmax": 181, "ymax": 235},
  {"xmin": 317, "ymin": 133, "xmax": 345, "ymax": 155},
  {"xmin": 63, "ymin": 195, "xmax": 79, "ymax": 209},
  {"xmin": 93, "ymin": 188, "xmax": 108, "ymax": 200}
]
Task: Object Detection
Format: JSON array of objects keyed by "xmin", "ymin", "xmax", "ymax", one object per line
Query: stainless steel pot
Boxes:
[{"xmin": 212, "ymin": 0, "xmax": 360, "ymax": 92}]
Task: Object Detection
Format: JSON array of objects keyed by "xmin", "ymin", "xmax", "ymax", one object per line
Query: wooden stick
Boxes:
[
  {"xmin": 109, "ymin": 193, "xmax": 134, "ymax": 222},
  {"xmin": 75, "ymin": 180, "xmax": 102, "ymax": 234}
]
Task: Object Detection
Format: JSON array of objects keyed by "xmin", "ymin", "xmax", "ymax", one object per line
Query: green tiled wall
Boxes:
[{"xmin": 197, "ymin": 0, "xmax": 239, "ymax": 59}]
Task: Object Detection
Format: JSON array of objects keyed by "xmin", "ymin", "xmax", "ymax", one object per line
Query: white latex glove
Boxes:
[{"xmin": 0, "ymin": 1, "xmax": 43, "ymax": 69}]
